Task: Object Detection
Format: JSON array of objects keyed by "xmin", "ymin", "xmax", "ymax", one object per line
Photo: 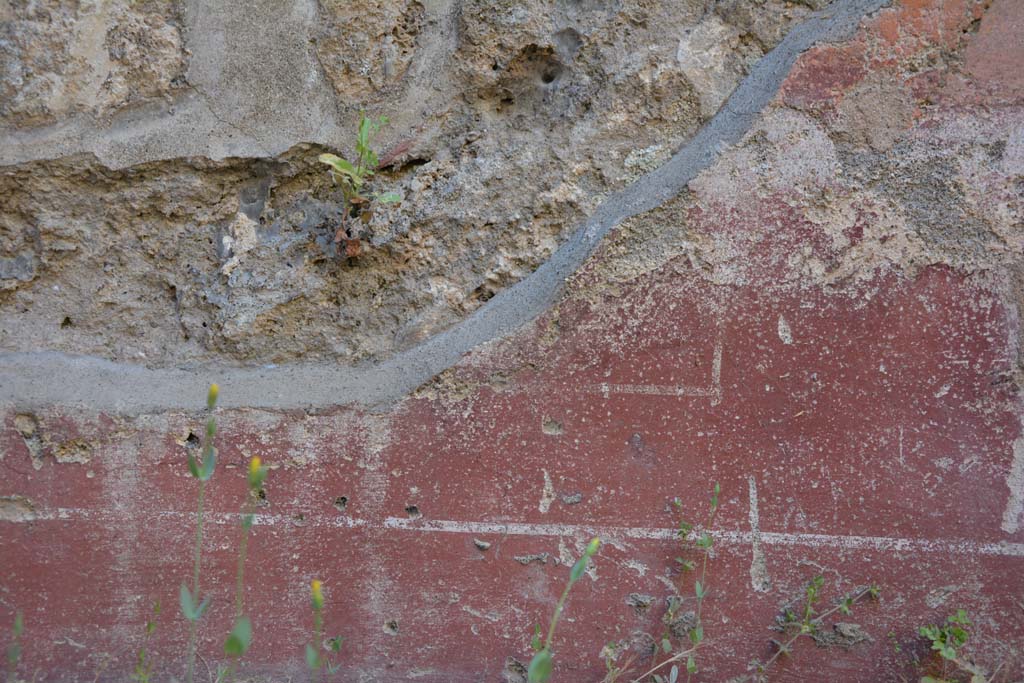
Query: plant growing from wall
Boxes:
[
  {"xmin": 180, "ymin": 383, "xmax": 219, "ymax": 683},
  {"xmin": 625, "ymin": 483, "xmax": 719, "ymax": 683},
  {"xmin": 130, "ymin": 602, "xmax": 160, "ymax": 683},
  {"xmin": 306, "ymin": 580, "xmax": 343, "ymax": 681},
  {"xmin": 218, "ymin": 456, "xmax": 268, "ymax": 682},
  {"xmin": 919, "ymin": 610, "xmax": 994, "ymax": 683},
  {"xmin": 527, "ymin": 537, "xmax": 602, "ymax": 683},
  {"xmin": 748, "ymin": 576, "xmax": 879, "ymax": 679},
  {"xmin": 319, "ymin": 113, "xmax": 401, "ymax": 259},
  {"xmin": 5, "ymin": 612, "xmax": 22, "ymax": 683}
]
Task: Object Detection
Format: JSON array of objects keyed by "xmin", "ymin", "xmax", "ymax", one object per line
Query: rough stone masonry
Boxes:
[{"xmin": 1, "ymin": 0, "xmax": 1022, "ymax": 681}]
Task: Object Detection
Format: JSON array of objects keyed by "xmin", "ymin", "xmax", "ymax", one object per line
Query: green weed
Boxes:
[
  {"xmin": 919, "ymin": 610, "xmax": 993, "ymax": 683},
  {"xmin": 319, "ymin": 113, "xmax": 401, "ymax": 258},
  {"xmin": 527, "ymin": 537, "xmax": 602, "ymax": 683},
  {"xmin": 750, "ymin": 576, "xmax": 879, "ymax": 678},
  {"xmin": 623, "ymin": 483, "xmax": 721, "ymax": 683},
  {"xmin": 6, "ymin": 612, "xmax": 22, "ymax": 683},
  {"xmin": 216, "ymin": 455, "xmax": 267, "ymax": 683},
  {"xmin": 180, "ymin": 383, "xmax": 219, "ymax": 683},
  {"xmin": 306, "ymin": 580, "xmax": 343, "ymax": 681},
  {"xmin": 130, "ymin": 601, "xmax": 160, "ymax": 683}
]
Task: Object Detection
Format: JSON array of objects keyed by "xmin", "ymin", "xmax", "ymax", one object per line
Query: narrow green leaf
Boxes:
[
  {"xmin": 224, "ymin": 616, "xmax": 252, "ymax": 656},
  {"xmin": 669, "ymin": 664, "xmax": 679, "ymax": 683},
  {"xmin": 242, "ymin": 514, "xmax": 254, "ymax": 531},
  {"xmin": 12, "ymin": 612, "xmax": 23, "ymax": 637},
  {"xmin": 661, "ymin": 637, "xmax": 671, "ymax": 653},
  {"xmin": 198, "ymin": 446, "xmax": 216, "ymax": 481},
  {"xmin": 179, "ymin": 584, "xmax": 196, "ymax": 621},
  {"xmin": 187, "ymin": 451, "xmax": 200, "ymax": 478},
  {"xmin": 358, "ymin": 116, "xmax": 372, "ymax": 153},
  {"xmin": 527, "ymin": 649, "xmax": 553, "ymax": 683},
  {"xmin": 376, "ymin": 192, "xmax": 402, "ymax": 204},
  {"xmin": 319, "ymin": 154, "xmax": 359, "ymax": 178},
  {"xmin": 195, "ymin": 596, "xmax": 210, "ymax": 620},
  {"xmin": 328, "ymin": 636, "xmax": 343, "ymax": 653},
  {"xmin": 686, "ymin": 655, "xmax": 697, "ymax": 675}
]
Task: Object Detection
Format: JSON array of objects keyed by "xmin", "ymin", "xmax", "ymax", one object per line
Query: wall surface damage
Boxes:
[{"xmin": 1, "ymin": 0, "xmax": 1022, "ymax": 681}]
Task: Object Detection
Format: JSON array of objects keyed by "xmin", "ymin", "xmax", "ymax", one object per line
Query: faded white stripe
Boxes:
[{"xmin": 7, "ymin": 507, "xmax": 1024, "ymax": 558}]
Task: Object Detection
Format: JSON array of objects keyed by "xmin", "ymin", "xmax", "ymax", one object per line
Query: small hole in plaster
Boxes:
[
  {"xmin": 334, "ymin": 496, "xmax": 349, "ymax": 512},
  {"xmin": 383, "ymin": 620, "xmax": 399, "ymax": 636},
  {"xmin": 405, "ymin": 505, "xmax": 421, "ymax": 519},
  {"xmin": 185, "ymin": 432, "xmax": 200, "ymax": 448}
]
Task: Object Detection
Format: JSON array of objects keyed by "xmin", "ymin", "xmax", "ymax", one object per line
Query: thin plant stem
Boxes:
[
  {"xmin": 544, "ymin": 579, "xmax": 576, "ymax": 652},
  {"xmin": 629, "ymin": 647, "xmax": 698, "ymax": 683},
  {"xmin": 686, "ymin": 502, "xmax": 718, "ymax": 683},
  {"xmin": 313, "ymin": 609, "xmax": 324, "ymax": 683},
  {"xmin": 761, "ymin": 586, "xmax": 874, "ymax": 671},
  {"xmin": 186, "ymin": 478, "xmax": 206, "ymax": 683},
  {"xmin": 222, "ymin": 505, "xmax": 253, "ymax": 683},
  {"xmin": 235, "ymin": 513, "xmax": 250, "ymax": 617}
]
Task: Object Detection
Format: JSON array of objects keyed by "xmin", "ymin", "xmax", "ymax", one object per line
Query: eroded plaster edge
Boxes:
[{"xmin": 0, "ymin": 0, "xmax": 892, "ymax": 414}]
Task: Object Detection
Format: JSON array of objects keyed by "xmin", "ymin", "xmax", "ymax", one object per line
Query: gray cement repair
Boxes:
[{"xmin": 0, "ymin": 0, "xmax": 891, "ymax": 414}]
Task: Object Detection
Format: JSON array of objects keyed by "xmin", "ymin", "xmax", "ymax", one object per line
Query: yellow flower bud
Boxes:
[
  {"xmin": 249, "ymin": 456, "xmax": 262, "ymax": 477},
  {"xmin": 311, "ymin": 579, "xmax": 324, "ymax": 610},
  {"xmin": 207, "ymin": 383, "xmax": 220, "ymax": 409},
  {"xmin": 586, "ymin": 537, "xmax": 601, "ymax": 556}
]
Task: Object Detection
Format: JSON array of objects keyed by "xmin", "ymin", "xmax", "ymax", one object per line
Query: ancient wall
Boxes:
[{"xmin": 1, "ymin": 0, "xmax": 1022, "ymax": 680}]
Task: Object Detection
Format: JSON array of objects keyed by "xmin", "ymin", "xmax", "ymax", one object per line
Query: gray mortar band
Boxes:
[{"xmin": 0, "ymin": 0, "xmax": 890, "ymax": 414}]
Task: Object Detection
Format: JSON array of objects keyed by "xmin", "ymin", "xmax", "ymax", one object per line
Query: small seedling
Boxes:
[
  {"xmin": 306, "ymin": 580, "xmax": 343, "ymax": 682},
  {"xmin": 919, "ymin": 610, "xmax": 991, "ymax": 683},
  {"xmin": 751, "ymin": 577, "xmax": 879, "ymax": 677},
  {"xmin": 319, "ymin": 113, "xmax": 401, "ymax": 259},
  {"xmin": 600, "ymin": 640, "xmax": 637, "ymax": 683},
  {"xmin": 630, "ymin": 483, "xmax": 720, "ymax": 683},
  {"xmin": 131, "ymin": 601, "xmax": 160, "ymax": 683},
  {"xmin": 181, "ymin": 383, "xmax": 219, "ymax": 683},
  {"xmin": 6, "ymin": 612, "xmax": 23, "ymax": 683},
  {"xmin": 527, "ymin": 537, "xmax": 601, "ymax": 683}
]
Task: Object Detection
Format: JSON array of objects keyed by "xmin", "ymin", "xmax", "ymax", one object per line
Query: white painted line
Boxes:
[
  {"xmin": 7, "ymin": 506, "xmax": 1024, "ymax": 558},
  {"xmin": 590, "ymin": 340, "xmax": 724, "ymax": 404},
  {"xmin": 593, "ymin": 384, "xmax": 718, "ymax": 398},
  {"xmin": 380, "ymin": 516, "xmax": 1024, "ymax": 557}
]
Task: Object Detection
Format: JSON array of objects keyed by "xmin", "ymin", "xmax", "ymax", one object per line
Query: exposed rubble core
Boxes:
[{"xmin": 1, "ymin": 0, "xmax": 850, "ymax": 367}]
